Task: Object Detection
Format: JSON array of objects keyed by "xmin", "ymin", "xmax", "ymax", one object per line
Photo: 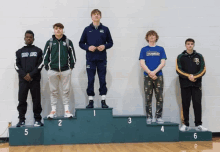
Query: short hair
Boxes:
[
  {"xmin": 53, "ymin": 23, "xmax": 64, "ymax": 29},
  {"xmin": 185, "ymin": 38, "xmax": 195, "ymax": 44},
  {"xmin": 91, "ymin": 9, "xmax": 101, "ymax": 17},
  {"xmin": 25, "ymin": 30, "xmax": 34, "ymax": 38},
  {"xmin": 145, "ymin": 30, "xmax": 159, "ymax": 42}
]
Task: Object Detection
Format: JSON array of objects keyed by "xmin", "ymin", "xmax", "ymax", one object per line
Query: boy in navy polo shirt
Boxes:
[
  {"xmin": 79, "ymin": 9, "xmax": 113, "ymax": 108},
  {"xmin": 139, "ymin": 30, "xmax": 167, "ymax": 124}
]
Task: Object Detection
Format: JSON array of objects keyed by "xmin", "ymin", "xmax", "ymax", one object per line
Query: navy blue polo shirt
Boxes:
[{"xmin": 139, "ymin": 45, "xmax": 167, "ymax": 76}]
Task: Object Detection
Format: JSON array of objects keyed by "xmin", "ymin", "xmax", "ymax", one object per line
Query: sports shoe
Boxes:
[
  {"xmin": 47, "ymin": 111, "xmax": 57, "ymax": 119},
  {"xmin": 101, "ymin": 100, "xmax": 109, "ymax": 108},
  {"xmin": 34, "ymin": 121, "xmax": 44, "ymax": 127},
  {"xmin": 146, "ymin": 118, "xmax": 152, "ymax": 124},
  {"xmin": 64, "ymin": 111, "xmax": 73, "ymax": 118},
  {"xmin": 16, "ymin": 120, "xmax": 25, "ymax": 127},
  {"xmin": 86, "ymin": 100, "xmax": 94, "ymax": 108},
  {"xmin": 196, "ymin": 125, "xmax": 208, "ymax": 131},
  {"xmin": 156, "ymin": 118, "xmax": 164, "ymax": 124},
  {"xmin": 180, "ymin": 124, "xmax": 190, "ymax": 132}
]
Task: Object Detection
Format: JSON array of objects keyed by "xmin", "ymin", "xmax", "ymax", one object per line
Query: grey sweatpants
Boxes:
[{"xmin": 48, "ymin": 69, "xmax": 72, "ymax": 111}]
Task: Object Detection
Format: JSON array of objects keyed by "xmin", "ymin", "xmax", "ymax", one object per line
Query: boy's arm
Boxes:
[
  {"xmin": 29, "ymin": 49, "xmax": 43, "ymax": 78},
  {"xmin": 14, "ymin": 51, "xmax": 26, "ymax": 78},
  {"xmin": 43, "ymin": 41, "xmax": 50, "ymax": 71},
  {"xmin": 104, "ymin": 27, "xmax": 113, "ymax": 49},
  {"xmin": 176, "ymin": 55, "xmax": 190, "ymax": 78},
  {"xmin": 140, "ymin": 59, "xmax": 151, "ymax": 74},
  {"xmin": 194, "ymin": 54, "xmax": 206, "ymax": 79},
  {"xmin": 69, "ymin": 40, "xmax": 76, "ymax": 69},
  {"xmin": 79, "ymin": 28, "xmax": 89, "ymax": 51}
]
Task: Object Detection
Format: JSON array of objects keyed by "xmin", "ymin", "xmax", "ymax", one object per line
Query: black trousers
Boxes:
[
  {"xmin": 181, "ymin": 86, "xmax": 202, "ymax": 126},
  {"xmin": 17, "ymin": 80, "xmax": 42, "ymax": 121},
  {"xmin": 144, "ymin": 76, "xmax": 164, "ymax": 118},
  {"xmin": 86, "ymin": 60, "xmax": 107, "ymax": 96}
]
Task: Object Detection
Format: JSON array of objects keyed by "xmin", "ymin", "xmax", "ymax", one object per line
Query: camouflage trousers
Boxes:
[{"xmin": 144, "ymin": 75, "xmax": 164, "ymax": 118}]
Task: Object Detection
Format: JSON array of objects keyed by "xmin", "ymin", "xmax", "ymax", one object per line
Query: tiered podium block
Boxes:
[
  {"xmin": 179, "ymin": 129, "xmax": 212, "ymax": 141},
  {"xmin": 9, "ymin": 108, "xmax": 212, "ymax": 146},
  {"xmin": 9, "ymin": 125, "xmax": 44, "ymax": 146}
]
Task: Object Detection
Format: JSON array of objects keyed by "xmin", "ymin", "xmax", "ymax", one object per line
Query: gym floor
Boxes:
[{"xmin": 0, "ymin": 137, "xmax": 219, "ymax": 152}]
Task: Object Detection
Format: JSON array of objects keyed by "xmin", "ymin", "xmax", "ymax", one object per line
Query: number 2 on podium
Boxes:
[{"xmin": 58, "ymin": 120, "xmax": 62, "ymax": 126}]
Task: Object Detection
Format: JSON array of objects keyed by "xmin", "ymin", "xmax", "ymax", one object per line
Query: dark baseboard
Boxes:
[
  {"xmin": 212, "ymin": 132, "xmax": 220, "ymax": 137},
  {"xmin": 0, "ymin": 138, "xmax": 9, "ymax": 143}
]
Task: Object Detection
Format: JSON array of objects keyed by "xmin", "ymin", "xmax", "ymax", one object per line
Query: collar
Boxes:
[
  {"xmin": 148, "ymin": 44, "xmax": 157, "ymax": 47},
  {"xmin": 90, "ymin": 23, "xmax": 102, "ymax": 29},
  {"xmin": 24, "ymin": 44, "xmax": 35, "ymax": 48},
  {"xmin": 52, "ymin": 34, "xmax": 67, "ymax": 41},
  {"xmin": 182, "ymin": 50, "xmax": 197, "ymax": 56}
]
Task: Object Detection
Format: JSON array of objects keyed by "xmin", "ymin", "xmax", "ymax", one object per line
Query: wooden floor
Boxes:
[{"xmin": 1, "ymin": 137, "xmax": 220, "ymax": 152}]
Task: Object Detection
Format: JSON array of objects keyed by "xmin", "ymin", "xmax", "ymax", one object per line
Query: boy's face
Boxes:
[
  {"xmin": 147, "ymin": 34, "xmax": 156, "ymax": 43},
  {"xmin": 24, "ymin": 33, "xmax": 34, "ymax": 45},
  {"xmin": 54, "ymin": 26, "xmax": 63, "ymax": 37},
  {"xmin": 91, "ymin": 13, "xmax": 101, "ymax": 22},
  {"xmin": 185, "ymin": 41, "xmax": 194, "ymax": 50}
]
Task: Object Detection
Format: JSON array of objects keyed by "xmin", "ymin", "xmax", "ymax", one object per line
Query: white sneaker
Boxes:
[
  {"xmin": 64, "ymin": 111, "xmax": 73, "ymax": 118},
  {"xmin": 156, "ymin": 118, "xmax": 164, "ymax": 124},
  {"xmin": 180, "ymin": 125, "xmax": 190, "ymax": 132},
  {"xmin": 196, "ymin": 125, "xmax": 208, "ymax": 131},
  {"xmin": 146, "ymin": 118, "xmax": 152, "ymax": 124},
  {"xmin": 47, "ymin": 111, "xmax": 57, "ymax": 119}
]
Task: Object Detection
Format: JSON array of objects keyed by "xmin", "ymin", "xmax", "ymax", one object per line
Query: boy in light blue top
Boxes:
[{"xmin": 139, "ymin": 30, "xmax": 167, "ymax": 124}]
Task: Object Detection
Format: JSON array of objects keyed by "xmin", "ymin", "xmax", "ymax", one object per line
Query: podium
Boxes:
[{"xmin": 9, "ymin": 108, "xmax": 212, "ymax": 146}]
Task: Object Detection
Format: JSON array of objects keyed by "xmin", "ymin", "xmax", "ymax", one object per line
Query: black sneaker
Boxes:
[
  {"xmin": 16, "ymin": 120, "xmax": 25, "ymax": 127},
  {"xmin": 86, "ymin": 100, "xmax": 94, "ymax": 108},
  {"xmin": 101, "ymin": 100, "xmax": 109, "ymax": 108},
  {"xmin": 34, "ymin": 121, "xmax": 44, "ymax": 127}
]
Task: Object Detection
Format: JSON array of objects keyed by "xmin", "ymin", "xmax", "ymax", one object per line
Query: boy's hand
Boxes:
[
  {"xmin": 89, "ymin": 46, "xmax": 96, "ymax": 52},
  {"xmin": 188, "ymin": 74, "xmax": 196, "ymax": 82},
  {"xmin": 151, "ymin": 75, "xmax": 158, "ymax": 80},
  {"xmin": 149, "ymin": 71, "xmax": 157, "ymax": 78},
  {"xmin": 97, "ymin": 45, "xmax": 105, "ymax": 51},
  {"xmin": 24, "ymin": 73, "xmax": 31, "ymax": 81}
]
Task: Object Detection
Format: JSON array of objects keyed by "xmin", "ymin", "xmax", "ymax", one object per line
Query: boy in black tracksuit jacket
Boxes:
[
  {"xmin": 79, "ymin": 9, "xmax": 113, "ymax": 108},
  {"xmin": 176, "ymin": 38, "xmax": 207, "ymax": 131},
  {"xmin": 15, "ymin": 30, "xmax": 43, "ymax": 127}
]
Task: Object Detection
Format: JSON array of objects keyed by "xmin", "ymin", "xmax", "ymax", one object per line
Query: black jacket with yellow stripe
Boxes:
[
  {"xmin": 43, "ymin": 35, "xmax": 76, "ymax": 71},
  {"xmin": 176, "ymin": 50, "xmax": 206, "ymax": 88}
]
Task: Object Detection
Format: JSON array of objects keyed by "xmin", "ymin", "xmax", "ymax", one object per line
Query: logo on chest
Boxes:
[
  {"xmin": 193, "ymin": 58, "xmax": 200, "ymax": 65},
  {"xmin": 21, "ymin": 52, "xmax": 37, "ymax": 57},
  {"xmin": 100, "ymin": 29, "xmax": 104, "ymax": 33},
  {"xmin": 146, "ymin": 51, "xmax": 160, "ymax": 56},
  {"xmin": 63, "ymin": 42, "xmax": 66, "ymax": 46}
]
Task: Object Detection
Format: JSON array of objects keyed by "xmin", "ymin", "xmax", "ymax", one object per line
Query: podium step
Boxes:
[
  {"xmin": 179, "ymin": 129, "xmax": 212, "ymax": 141},
  {"xmin": 146, "ymin": 122, "xmax": 179, "ymax": 142},
  {"xmin": 9, "ymin": 125, "xmax": 44, "ymax": 146},
  {"xmin": 75, "ymin": 108, "xmax": 113, "ymax": 119}
]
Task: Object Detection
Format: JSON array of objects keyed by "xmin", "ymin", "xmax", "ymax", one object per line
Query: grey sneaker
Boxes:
[
  {"xmin": 146, "ymin": 118, "xmax": 152, "ymax": 124},
  {"xmin": 156, "ymin": 118, "xmax": 164, "ymax": 124},
  {"xmin": 196, "ymin": 125, "xmax": 208, "ymax": 131},
  {"xmin": 34, "ymin": 121, "xmax": 44, "ymax": 127},
  {"xmin": 180, "ymin": 125, "xmax": 190, "ymax": 132}
]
